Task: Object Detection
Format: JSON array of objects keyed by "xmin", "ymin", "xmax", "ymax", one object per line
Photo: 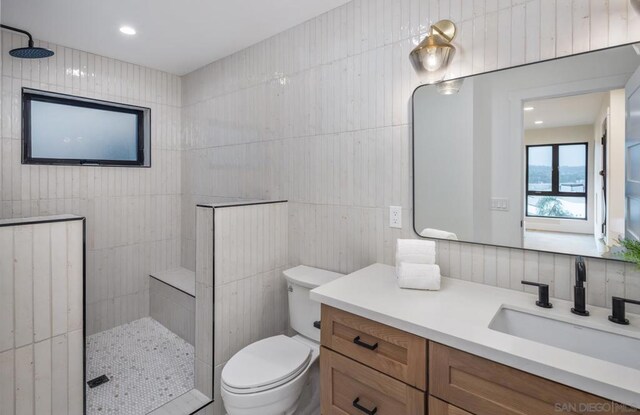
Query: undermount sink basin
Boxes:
[{"xmin": 489, "ymin": 307, "xmax": 640, "ymax": 370}]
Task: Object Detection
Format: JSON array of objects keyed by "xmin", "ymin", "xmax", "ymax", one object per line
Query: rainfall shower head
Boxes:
[
  {"xmin": 1, "ymin": 24, "xmax": 54, "ymax": 59},
  {"xmin": 9, "ymin": 46, "xmax": 54, "ymax": 59}
]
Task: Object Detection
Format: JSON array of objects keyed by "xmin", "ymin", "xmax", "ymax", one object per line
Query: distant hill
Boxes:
[{"xmin": 528, "ymin": 165, "xmax": 585, "ymax": 187}]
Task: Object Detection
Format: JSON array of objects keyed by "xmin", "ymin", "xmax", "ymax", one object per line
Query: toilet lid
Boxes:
[{"xmin": 222, "ymin": 335, "xmax": 312, "ymax": 391}]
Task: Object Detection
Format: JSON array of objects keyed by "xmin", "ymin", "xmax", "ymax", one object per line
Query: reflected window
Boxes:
[{"xmin": 526, "ymin": 143, "xmax": 587, "ymax": 219}]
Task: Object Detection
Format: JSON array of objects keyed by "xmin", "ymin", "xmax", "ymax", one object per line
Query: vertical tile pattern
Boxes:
[
  {"xmin": 194, "ymin": 201, "xmax": 288, "ymax": 409},
  {"xmin": 195, "ymin": 206, "xmax": 214, "ymax": 399},
  {"xmin": 0, "ymin": 216, "xmax": 84, "ymax": 415},
  {"xmin": 0, "ymin": 36, "xmax": 182, "ymax": 335},
  {"xmin": 181, "ymin": 0, "xmax": 640, "ymax": 309},
  {"xmin": 149, "ymin": 277, "xmax": 196, "ymax": 345},
  {"xmin": 0, "ymin": 350, "xmax": 16, "ymax": 415}
]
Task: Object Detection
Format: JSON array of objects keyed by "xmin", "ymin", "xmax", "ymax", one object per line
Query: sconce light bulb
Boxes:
[{"xmin": 425, "ymin": 49, "xmax": 442, "ymax": 72}]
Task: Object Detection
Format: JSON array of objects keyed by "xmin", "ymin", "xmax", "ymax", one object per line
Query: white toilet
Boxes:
[{"xmin": 220, "ymin": 265, "xmax": 344, "ymax": 415}]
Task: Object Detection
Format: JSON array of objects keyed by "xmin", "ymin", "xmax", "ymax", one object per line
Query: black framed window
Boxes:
[
  {"xmin": 526, "ymin": 143, "xmax": 588, "ymax": 219},
  {"xmin": 22, "ymin": 88, "xmax": 151, "ymax": 167}
]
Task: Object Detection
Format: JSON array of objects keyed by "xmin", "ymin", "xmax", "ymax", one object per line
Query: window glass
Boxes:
[
  {"xmin": 527, "ymin": 195, "xmax": 586, "ymax": 219},
  {"xmin": 558, "ymin": 144, "xmax": 586, "ymax": 193},
  {"xmin": 525, "ymin": 143, "xmax": 587, "ymax": 220},
  {"xmin": 30, "ymin": 100, "xmax": 139, "ymax": 162},
  {"xmin": 22, "ymin": 88, "xmax": 150, "ymax": 167},
  {"xmin": 527, "ymin": 146, "xmax": 553, "ymax": 192}
]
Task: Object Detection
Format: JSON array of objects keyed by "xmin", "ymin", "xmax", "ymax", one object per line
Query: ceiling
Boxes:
[
  {"xmin": 1, "ymin": 0, "xmax": 351, "ymax": 75},
  {"xmin": 524, "ymin": 92, "xmax": 609, "ymax": 130}
]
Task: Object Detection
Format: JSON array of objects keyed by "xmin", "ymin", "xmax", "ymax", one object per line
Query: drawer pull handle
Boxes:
[
  {"xmin": 353, "ymin": 397, "xmax": 377, "ymax": 415},
  {"xmin": 353, "ymin": 336, "xmax": 378, "ymax": 351}
]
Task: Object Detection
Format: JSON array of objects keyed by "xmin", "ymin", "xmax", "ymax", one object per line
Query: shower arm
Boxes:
[{"xmin": 0, "ymin": 24, "xmax": 35, "ymax": 47}]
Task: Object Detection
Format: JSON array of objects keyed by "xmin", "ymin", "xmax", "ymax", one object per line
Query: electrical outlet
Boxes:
[{"xmin": 390, "ymin": 206, "xmax": 402, "ymax": 228}]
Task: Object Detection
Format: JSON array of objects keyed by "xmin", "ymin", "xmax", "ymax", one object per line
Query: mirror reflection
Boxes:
[{"xmin": 413, "ymin": 44, "xmax": 640, "ymax": 259}]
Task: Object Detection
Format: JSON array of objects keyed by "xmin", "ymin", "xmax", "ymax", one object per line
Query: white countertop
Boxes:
[{"xmin": 310, "ymin": 263, "xmax": 640, "ymax": 408}]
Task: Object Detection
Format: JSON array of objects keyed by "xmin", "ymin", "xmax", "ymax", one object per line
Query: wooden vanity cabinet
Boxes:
[
  {"xmin": 320, "ymin": 305, "xmax": 427, "ymax": 414},
  {"xmin": 320, "ymin": 305, "xmax": 638, "ymax": 415},
  {"xmin": 429, "ymin": 342, "xmax": 632, "ymax": 415},
  {"xmin": 429, "ymin": 396, "xmax": 473, "ymax": 415},
  {"xmin": 320, "ymin": 347, "xmax": 425, "ymax": 415},
  {"xmin": 320, "ymin": 304, "xmax": 427, "ymax": 390}
]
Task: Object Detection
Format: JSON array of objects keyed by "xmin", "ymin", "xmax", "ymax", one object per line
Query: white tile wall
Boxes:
[
  {"xmin": 150, "ymin": 276, "xmax": 196, "ymax": 345},
  {"xmin": 195, "ymin": 202, "xmax": 288, "ymax": 415},
  {"xmin": 0, "ymin": 34, "xmax": 183, "ymax": 334},
  {"xmin": 0, "ymin": 216, "xmax": 84, "ymax": 415},
  {"xmin": 181, "ymin": 0, "xmax": 640, "ymax": 314}
]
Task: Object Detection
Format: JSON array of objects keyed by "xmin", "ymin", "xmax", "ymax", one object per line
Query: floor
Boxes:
[
  {"xmin": 147, "ymin": 389, "xmax": 210, "ymax": 415},
  {"xmin": 86, "ymin": 317, "xmax": 194, "ymax": 415},
  {"xmin": 523, "ymin": 230, "xmax": 606, "ymax": 257}
]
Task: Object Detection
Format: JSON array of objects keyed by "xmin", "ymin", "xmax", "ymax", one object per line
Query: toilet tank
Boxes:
[{"xmin": 283, "ymin": 266, "xmax": 344, "ymax": 342}]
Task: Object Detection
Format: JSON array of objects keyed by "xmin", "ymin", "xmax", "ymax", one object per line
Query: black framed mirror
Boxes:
[{"xmin": 412, "ymin": 43, "xmax": 640, "ymax": 260}]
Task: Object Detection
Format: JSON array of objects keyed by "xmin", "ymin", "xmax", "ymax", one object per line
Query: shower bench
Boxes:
[{"xmin": 149, "ymin": 267, "xmax": 196, "ymax": 345}]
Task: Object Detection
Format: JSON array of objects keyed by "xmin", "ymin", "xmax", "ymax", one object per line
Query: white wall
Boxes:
[
  {"xmin": 0, "ymin": 34, "xmax": 183, "ymax": 335},
  {"xmin": 608, "ymin": 89, "xmax": 626, "ymax": 244},
  {"xmin": 181, "ymin": 0, "xmax": 640, "ymax": 317},
  {"xmin": 593, "ymin": 90, "xmax": 626, "ymax": 246},
  {"xmin": 524, "ymin": 124, "xmax": 595, "ymax": 234},
  {"xmin": 0, "ymin": 216, "xmax": 84, "ymax": 415}
]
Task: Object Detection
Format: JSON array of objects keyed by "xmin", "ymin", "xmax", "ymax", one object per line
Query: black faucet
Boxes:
[
  {"xmin": 571, "ymin": 256, "xmax": 589, "ymax": 316},
  {"xmin": 521, "ymin": 281, "xmax": 552, "ymax": 308},
  {"xmin": 608, "ymin": 297, "xmax": 640, "ymax": 325}
]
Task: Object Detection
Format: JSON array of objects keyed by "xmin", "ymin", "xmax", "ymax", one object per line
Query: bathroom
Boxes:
[{"xmin": 1, "ymin": 0, "xmax": 640, "ymax": 414}]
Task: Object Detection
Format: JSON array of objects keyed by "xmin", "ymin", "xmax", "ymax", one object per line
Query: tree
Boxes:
[{"xmin": 536, "ymin": 196, "xmax": 572, "ymax": 217}]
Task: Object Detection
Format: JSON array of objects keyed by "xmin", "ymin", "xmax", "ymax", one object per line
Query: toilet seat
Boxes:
[{"xmin": 221, "ymin": 335, "xmax": 312, "ymax": 394}]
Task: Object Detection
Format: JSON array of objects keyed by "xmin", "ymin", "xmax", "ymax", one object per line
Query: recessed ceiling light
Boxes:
[
  {"xmin": 534, "ymin": 120, "xmax": 544, "ymax": 125},
  {"xmin": 119, "ymin": 26, "xmax": 136, "ymax": 35},
  {"xmin": 523, "ymin": 106, "xmax": 535, "ymax": 111}
]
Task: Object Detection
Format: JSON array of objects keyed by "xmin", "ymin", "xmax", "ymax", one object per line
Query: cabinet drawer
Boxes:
[
  {"xmin": 429, "ymin": 396, "xmax": 473, "ymax": 415},
  {"xmin": 430, "ymin": 342, "xmax": 632, "ymax": 415},
  {"xmin": 320, "ymin": 305, "xmax": 427, "ymax": 390},
  {"xmin": 320, "ymin": 347, "xmax": 425, "ymax": 415}
]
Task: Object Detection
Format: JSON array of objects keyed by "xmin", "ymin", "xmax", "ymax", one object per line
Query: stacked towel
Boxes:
[
  {"xmin": 419, "ymin": 228, "xmax": 458, "ymax": 241},
  {"xmin": 397, "ymin": 262, "xmax": 441, "ymax": 290},
  {"xmin": 395, "ymin": 239, "xmax": 441, "ymax": 291},
  {"xmin": 395, "ymin": 239, "xmax": 437, "ymax": 265}
]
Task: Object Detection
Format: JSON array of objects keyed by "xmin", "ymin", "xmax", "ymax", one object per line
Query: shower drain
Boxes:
[{"xmin": 87, "ymin": 375, "xmax": 110, "ymax": 388}]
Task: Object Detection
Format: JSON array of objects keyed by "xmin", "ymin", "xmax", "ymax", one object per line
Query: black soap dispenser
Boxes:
[{"xmin": 571, "ymin": 256, "xmax": 589, "ymax": 316}]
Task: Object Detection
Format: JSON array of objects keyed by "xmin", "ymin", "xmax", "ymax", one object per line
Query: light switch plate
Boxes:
[
  {"xmin": 390, "ymin": 206, "xmax": 402, "ymax": 228},
  {"xmin": 490, "ymin": 198, "xmax": 509, "ymax": 211}
]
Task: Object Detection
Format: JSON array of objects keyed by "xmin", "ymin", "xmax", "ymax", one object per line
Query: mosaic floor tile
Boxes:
[{"xmin": 86, "ymin": 317, "xmax": 194, "ymax": 414}]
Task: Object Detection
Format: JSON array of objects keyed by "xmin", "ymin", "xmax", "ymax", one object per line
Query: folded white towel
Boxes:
[
  {"xmin": 396, "ymin": 239, "xmax": 436, "ymax": 266},
  {"xmin": 396, "ymin": 239, "xmax": 436, "ymax": 255},
  {"xmin": 419, "ymin": 228, "xmax": 458, "ymax": 241},
  {"xmin": 396, "ymin": 263, "xmax": 441, "ymax": 291},
  {"xmin": 395, "ymin": 252, "xmax": 436, "ymax": 265}
]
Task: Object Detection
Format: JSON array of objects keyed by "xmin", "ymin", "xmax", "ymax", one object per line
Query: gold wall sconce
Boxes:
[
  {"xmin": 436, "ymin": 79, "xmax": 463, "ymax": 95},
  {"xmin": 409, "ymin": 20, "xmax": 457, "ymax": 82}
]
